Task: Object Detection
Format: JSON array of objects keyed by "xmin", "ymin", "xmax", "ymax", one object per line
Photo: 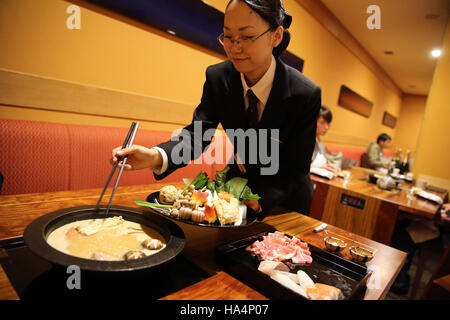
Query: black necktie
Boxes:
[{"xmin": 246, "ymin": 89, "xmax": 259, "ymax": 128}]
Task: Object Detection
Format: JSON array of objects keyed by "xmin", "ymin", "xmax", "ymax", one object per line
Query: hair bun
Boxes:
[{"xmin": 283, "ymin": 11, "xmax": 292, "ymax": 29}]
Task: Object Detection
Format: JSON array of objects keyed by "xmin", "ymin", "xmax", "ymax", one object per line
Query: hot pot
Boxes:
[{"xmin": 23, "ymin": 205, "xmax": 185, "ymax": 272}]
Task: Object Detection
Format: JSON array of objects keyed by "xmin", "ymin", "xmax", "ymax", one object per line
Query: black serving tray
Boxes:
[
  {"xmin": 145, "ymin": 192, "xmax": 258, "ymax": 228},
  {"xmin": 214, "ymin": 230, "xmax": 372, "ymax": 300}
]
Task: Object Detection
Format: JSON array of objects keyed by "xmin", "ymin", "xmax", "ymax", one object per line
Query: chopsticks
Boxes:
[{"xmin": 95, "ymin": 121, "xmax": 139, "ymax": 215}]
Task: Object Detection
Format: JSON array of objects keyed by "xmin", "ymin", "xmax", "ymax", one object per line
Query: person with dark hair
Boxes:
[
  {"xmin": 377, "ymin": 133, "xmax": 392, "ymax": 144},
  {"xmin": 111, "ymin": 0, "xmax": 321, "ymax": 216},
  {"xmin": 362, "ymin": 133, "xmax": 392, "ymax": 169},
  {"xmin": 311, "ymin": 106, "xmax": 338, "ymax": 174}
]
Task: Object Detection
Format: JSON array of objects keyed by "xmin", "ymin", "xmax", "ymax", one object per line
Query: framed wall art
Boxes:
[{"xmin": 337, "ymin": 85, "xmax": 373, "ymax": 118}]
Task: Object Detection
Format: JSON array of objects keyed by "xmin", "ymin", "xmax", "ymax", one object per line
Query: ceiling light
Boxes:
[
  {"xmin": 431, "ymin": 49, "xmax": 442, "ymax": 58},
  {"xmin": 167, "ymin": 30, "xmax": 176, "ymax": 36}
]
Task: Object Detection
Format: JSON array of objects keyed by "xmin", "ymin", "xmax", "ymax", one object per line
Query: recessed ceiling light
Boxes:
[
  {"xmin": 384, "ymin": 51, "xmax": 394, "ymax": 55},
  {"xmin": 431, "ymin": 49, "xmax": 442, "ymax": 58}
]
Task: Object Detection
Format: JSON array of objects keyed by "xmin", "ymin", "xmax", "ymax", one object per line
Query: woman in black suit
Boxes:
[{"xmin": 112, "ymin": 0, "xmax": 321, "ymax": 216}]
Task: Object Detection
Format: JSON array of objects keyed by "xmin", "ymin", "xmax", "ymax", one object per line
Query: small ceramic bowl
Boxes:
[
  {"xmin": 349, "ymin": 246, "xmax": 374, "ymax": 263},
  {"xmin": 324, "ymin": 236, "xmax": 347, "ymax": 253}
]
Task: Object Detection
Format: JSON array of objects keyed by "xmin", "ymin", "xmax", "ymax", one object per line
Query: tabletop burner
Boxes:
[{"xmin": 0, "ymin": 237, "xmax": 210, "ymax": 299}]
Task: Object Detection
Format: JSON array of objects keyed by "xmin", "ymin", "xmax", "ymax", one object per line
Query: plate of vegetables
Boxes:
[{"xmin": 136, "ymin": 166, "xmax": 260, "ymax": 228}]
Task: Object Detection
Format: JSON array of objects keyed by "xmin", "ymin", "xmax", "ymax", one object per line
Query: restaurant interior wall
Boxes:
[
  {"xmin": 413, "ymin": 19, "xmax": 450, "ymax": 191},
  {"xmin": 1, "ymin": 0, "xmax": 401, "ymax": 149},
  {"xmin": 394, "ymin": 95, "xmax": 428, "ymax": 156}
]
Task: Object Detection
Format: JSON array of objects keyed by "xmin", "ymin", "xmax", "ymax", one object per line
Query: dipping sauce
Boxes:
[
  {"xmin": 47, "ymin": 216, "xmax": 166, "ymax": 261},
  {"xmin": 326, "ymin": 238, "xmax": 345, "ymax": 247},
  {"xmin": 352, "ymin": 247, "xmax": 373, "ymax": 257}
]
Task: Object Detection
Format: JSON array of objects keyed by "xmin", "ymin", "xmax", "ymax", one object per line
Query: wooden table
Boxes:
[
  {"xmin": 0, "ymin": 182, "xmax": 406, "ymax": 300},
  {"xmin": 310, "ymin": 167, "xmax": 446, "ymax": 244}
]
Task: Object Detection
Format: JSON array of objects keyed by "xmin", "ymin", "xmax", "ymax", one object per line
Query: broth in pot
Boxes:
[{"xmin": 47, "ymin": 216, "xmax": 166, "ymax": 261}]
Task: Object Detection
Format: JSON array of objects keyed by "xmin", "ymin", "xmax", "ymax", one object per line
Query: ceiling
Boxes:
[{"xmin": 320, "ymin": 0, "xmax": 450, "ymax": 96}]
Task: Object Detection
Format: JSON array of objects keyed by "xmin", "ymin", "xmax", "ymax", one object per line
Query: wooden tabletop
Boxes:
[
  {"xmin": 0, "ymin": 182, "xmax": 407, "ymax": 300},
  {"xmin": 311, "ymin": 167, "xmax": 445, "ymax": 219}
]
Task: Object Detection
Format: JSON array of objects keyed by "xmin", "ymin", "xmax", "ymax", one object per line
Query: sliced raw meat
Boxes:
[{"xmin": 247, "ymin": 231, "xmax": 313, "ymax": 264}]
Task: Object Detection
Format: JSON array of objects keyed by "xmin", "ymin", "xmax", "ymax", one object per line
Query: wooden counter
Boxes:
[
  {"xmin": 310, "ymin": 167, "xmax": 446, "ymax": 244},
  {"xmin": 0, "ymin": 182, "xmax": 406, "ymax": 300}
]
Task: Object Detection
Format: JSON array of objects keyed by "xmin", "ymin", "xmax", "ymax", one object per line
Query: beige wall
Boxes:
[
  {"xmin": 1, "ymin": 0, "xmax": 402, "ymax": 148},
  {"xmin": 394, "ymin": 95, "xmax": 428, "ymax": 156},
  {"xmin": 413, "ymin": 20, "xmax": 450, "ymax": 191}
]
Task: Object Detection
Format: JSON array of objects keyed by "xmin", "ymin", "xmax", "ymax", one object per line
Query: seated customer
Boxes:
[
  {"xmin": 361, "ymin": 133, "xmax": 391, "ymax": 170},
  {"xmin": 311, "ymin": 106, "xmax": 338, "ymax": 174}
]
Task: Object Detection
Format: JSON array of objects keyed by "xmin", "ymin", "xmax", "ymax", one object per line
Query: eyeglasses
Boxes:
[{"xmin": 218, "ymin": 28, "xmax": 272, "ymax": 49}]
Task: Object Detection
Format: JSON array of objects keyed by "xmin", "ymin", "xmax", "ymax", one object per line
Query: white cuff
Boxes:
[{"xmin": 151, "ymin": 146, "xmax": 168, "ymax": 175}]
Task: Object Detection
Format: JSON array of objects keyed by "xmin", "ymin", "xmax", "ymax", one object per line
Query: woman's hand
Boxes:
[
  {"xmin": 111, "ymin": 145, "xmax": 163, "ymax": 171},
  {"xmin": 312, "ymin": 163, "xmax": 338, "ymax": 174},
  {"xmin": 324, "ymin": 163, "xmax": 338, "ymax": 174}
]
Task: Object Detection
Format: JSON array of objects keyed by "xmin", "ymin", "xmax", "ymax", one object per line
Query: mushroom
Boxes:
[
  {"xmin": 142, "ymin": 238, "xmax": 164, "ymax": 250},
  {"xmin": 170, "ymin": 208, "xmax": 180, "ymax": 219},
  {"xmin": 124, "ymin": 250, "xmax": 146, "ymax": 260}
]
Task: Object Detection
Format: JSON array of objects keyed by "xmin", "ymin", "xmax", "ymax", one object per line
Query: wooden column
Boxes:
[{"xmin": 310, "ymin": 180, "xmax": 329, "ymax": 220}]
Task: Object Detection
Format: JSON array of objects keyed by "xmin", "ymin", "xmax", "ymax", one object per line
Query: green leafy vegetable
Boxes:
[
  {"xmin": 240, "ymin": 185, "xmax": 261, "ymax": 202},
  {"xmin": 193, "ymin": 172, "xmax": 209, "ymax": 189},
  {"xmin": 180, "ymin": 166, "xmax": 260, "ymax": 205},
  {"xmin": 215, "ymin": 166, "xmax": 230, "ymax": 192},
  {"xmin": 134, "ymin": 200, "xmax": 172, "ymax": 208},
  {"xmin": 224, "ymin": 177, "xmax": 248, "ymax": 202},
  {"xmin": 206, "ymin": 179, "xmax": 216, "ymax": 193},
  {"xmin": 181, "ymin": 171, "xmax": 209, "ymax": 195}
]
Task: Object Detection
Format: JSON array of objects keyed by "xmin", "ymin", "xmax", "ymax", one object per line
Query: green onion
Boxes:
[{"xmin": 134, "ymin": 200, "xmax": 172, "ymax": 208}]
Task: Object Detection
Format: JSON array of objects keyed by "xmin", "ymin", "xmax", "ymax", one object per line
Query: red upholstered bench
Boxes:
[{"xmin": 0, "ymin": 119, "xmax": 230, "ymax": 195}]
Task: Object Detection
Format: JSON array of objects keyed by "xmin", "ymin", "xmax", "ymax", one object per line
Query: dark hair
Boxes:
[
  {"xmin": 377, "ymin": 133, "xmax": 392, "ymax": 143},
  {"xmin": 319, "ymin": 105, "xmax": 332, "ymax": 123},
  {"xmin": 226, "ymin": 0, "xmax": 292, "ymax": 57}
]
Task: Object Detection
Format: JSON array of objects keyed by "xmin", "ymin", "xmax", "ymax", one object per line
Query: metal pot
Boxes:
[
  {"xmin": 23, "ymin": 205, "xmax": 185, "ymax": 272},
  {"xmin": 376, "ymin": 176, "xmax": 396, "ymax": 190}
]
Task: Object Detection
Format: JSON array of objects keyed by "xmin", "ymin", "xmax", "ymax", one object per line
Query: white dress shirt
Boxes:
[{"xmin": 153, "ymin": 55, "xmax": 277, "ymax": 175}]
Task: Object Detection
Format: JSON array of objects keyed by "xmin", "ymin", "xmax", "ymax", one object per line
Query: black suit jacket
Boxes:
[{"xmin": 155, "ymin": 58, "xmax": 321, "ymax": 215}]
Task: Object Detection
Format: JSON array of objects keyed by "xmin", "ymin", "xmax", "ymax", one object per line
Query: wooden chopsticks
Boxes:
[{"xmin": 95, "ymin": 121, "xmax": 139, "ymax": 215}]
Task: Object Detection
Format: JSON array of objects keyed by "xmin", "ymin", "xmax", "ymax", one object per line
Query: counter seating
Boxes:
[{"xmin": 0, "ymin": 119, "xmax": 231, "ymax": 195}]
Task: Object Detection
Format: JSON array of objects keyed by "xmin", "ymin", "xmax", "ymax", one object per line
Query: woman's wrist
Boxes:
[{"xmin": 149, "ymin": 148, "xmax": 163, "ymax": 172}]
